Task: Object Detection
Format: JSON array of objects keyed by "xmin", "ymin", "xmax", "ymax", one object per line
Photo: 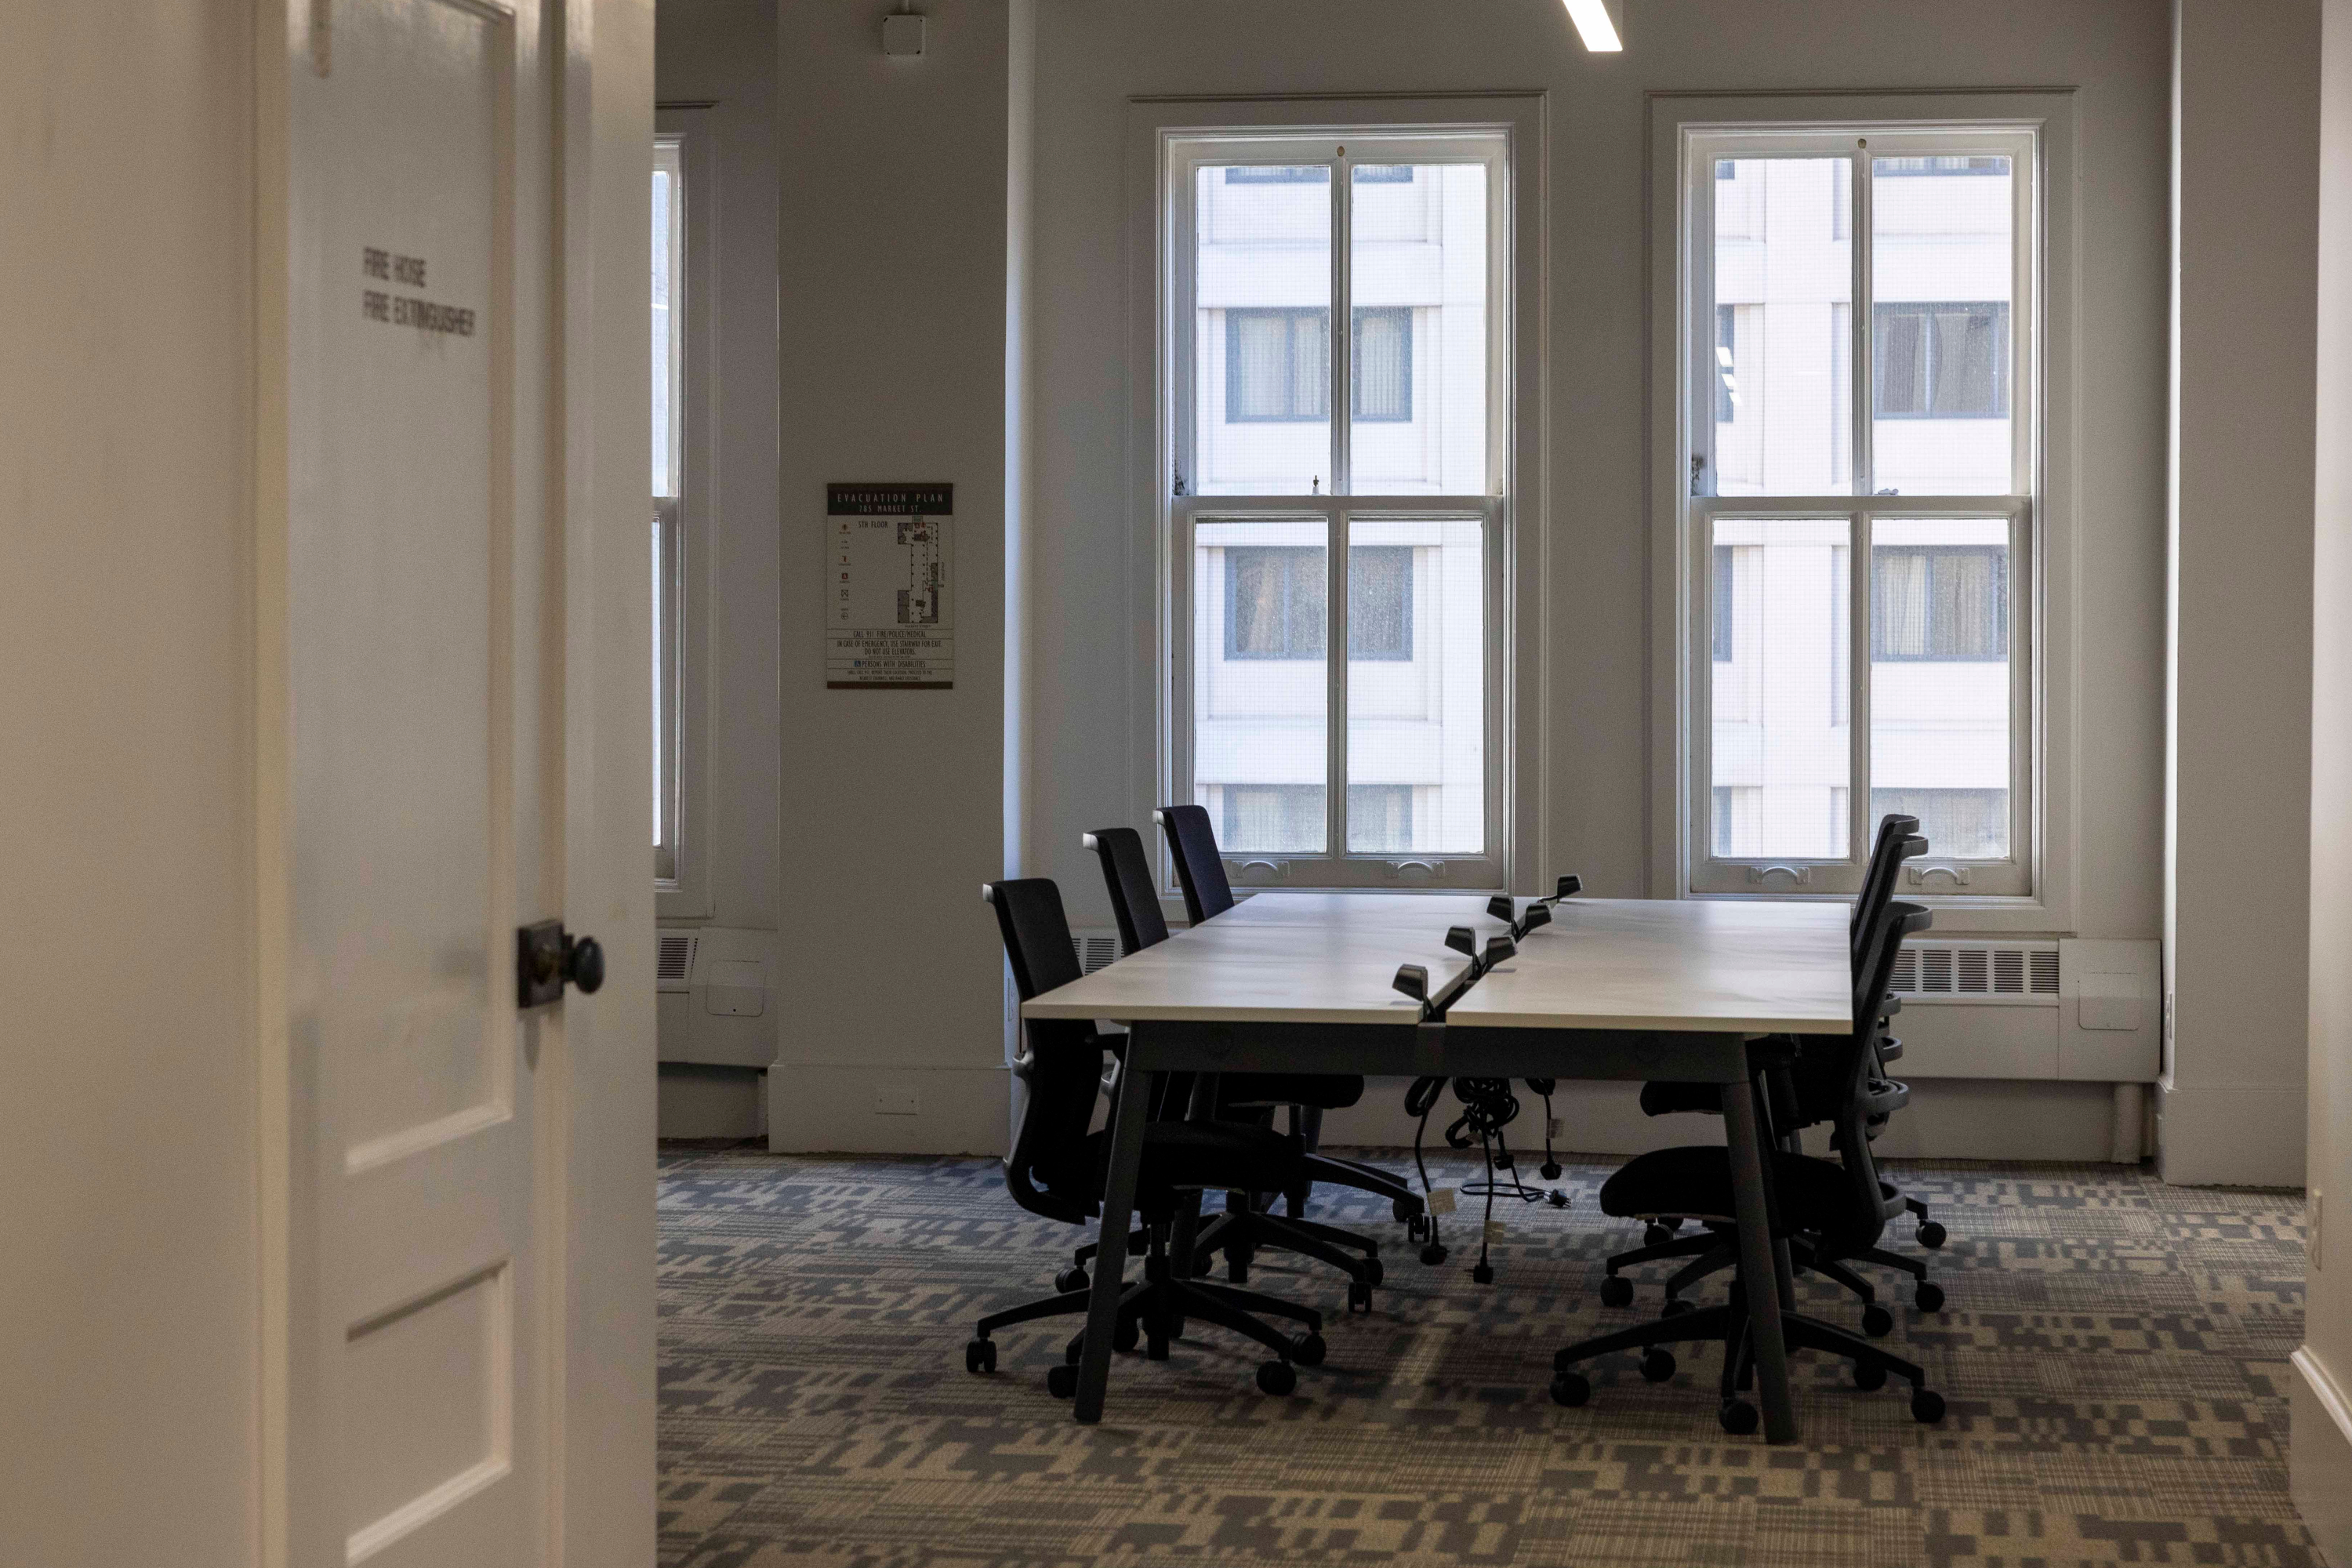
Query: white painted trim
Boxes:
[
  {"xmin": 2292, "ymin": 1346, "xmax": 2352, "ymax": 1567},
  {"xmin": 2299, "ymin": 1346, "xmax": 2352, "ymax": 1450}
]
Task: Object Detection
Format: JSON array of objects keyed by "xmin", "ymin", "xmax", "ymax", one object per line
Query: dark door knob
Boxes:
[
  {"xmin": 564, "ymin": 933, "xmax": 604, "ymax": 994},
  {"xmin": 517, "ymin": 920, "xmax": 604, "ymax": 1007}
]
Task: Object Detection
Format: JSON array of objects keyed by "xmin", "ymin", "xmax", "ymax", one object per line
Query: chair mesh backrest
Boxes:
[
  {"xmin": 984, "ymin": 879, "xmax": 1107, "ymax": 1207},
  {"xmin": 1851, "ymin": 813, "xmax": 1922, "ymax": 955},
  {"xmin": 1820, "ymin": 899, "xmax": 1933, "ymax": 1243},
  {"xmin": 1157, "ymin": 804, "xmax": 1235, "ymax": 925},
  {"xmin": 1087, "ymin": 828, "xmax": 1170, "ymax": 954}
]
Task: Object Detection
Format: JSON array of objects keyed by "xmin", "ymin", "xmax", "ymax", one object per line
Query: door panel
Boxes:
[{"xmin": 286, "ymin": 0, "xmax": 545, "ymax": 1563}]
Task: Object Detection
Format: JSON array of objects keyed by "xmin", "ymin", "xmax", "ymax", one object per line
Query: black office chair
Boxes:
[
  {"xmin": 969, "ymin": 877, "xmax": 1327, "ymax": 1397},
  {"xmin": 1600, "ymin": 816, "xmax": 1947, "ymax": 1319},
  {"xmin": 1547, "ymin": 900, "xmax": 1947, "ymax": 1433},
  {"xmin": 1085, "ymin": 825, "xmax": 1415, "ymax": 1310}
]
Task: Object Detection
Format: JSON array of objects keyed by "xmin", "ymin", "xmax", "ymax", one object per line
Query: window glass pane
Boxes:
[
  {"xmin": 1196, "ymin": 519, "xmax": 1327, "ymax": 851},
  {"xmin": 1350, "ymin": 162, "xmax": 1486, "ymax": 494},
  {"xmin": 1709, "ymin": 157, "xmax": 1852, "ymax": 496},
  {"xmin": 1196, "ymin": 165, "xmax": 1330, "ymax": 495},
  {"xmin": 1348, "ymin": 517, "xmax": 1482, "ymax": 853},
  {"xmin": 1709, "ymin": 517, "xmax": 1851, "ymax": 858},
  {"xmin": 1870, "ymin": 518, "xmax": 2009, "ymax": 858},
  {"xmin": 1871, "ymin": 154, "xmax": 2013, "ymax": 495},
  {"xmin": 652, "ymin": 153, "xmax": 680, "ymax": 499}
]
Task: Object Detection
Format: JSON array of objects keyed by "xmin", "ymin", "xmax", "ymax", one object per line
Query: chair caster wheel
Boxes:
[
  {"xmin": 1915, "ymin": 1281, "xmax": 1946, "ymax": 1312},
  {"xmin": 1421, "ymin": 1243, "xmax": 1448, "ymax": 1266},
  {"xmin": 1541, "ymin": 1161, "xmax": 1563, "ymax": 1181},
  {"xmin": 1549, "ymin": 1372, "xmax": 1590, "ymax": 1407},
  {"xmin": 964, "ymin": 1338, "xmax": 996, "ymax": 1374},
  {"xmin": 1227, "ymin": 1258, "xmax": 1250, "ymax": 1285},
  {"xmin": 1852, "ymin": 1360, "xmax": 1887, "ymax": 1391},
  {"xmin": 1364, "ymin": 1257, "xmax": 1385, "ymax": 1287},
  {"xmin": 1047, "ymin": 1363, "xmax": 1079, "ymax": 1399},
  {"xmin": 1113, "ymin": 1317, "xmax": 1140, "ymax": 1352},
  {"xmin": 1471, "ymin": 1261, "xmax": 1494, "ymax": 1285},
  {"xmin": 1395, "ymin": 1196, "xmax": 1425, "ymax": 1225},
  {"xmin": 1256, "ymin": 1360, "xmax": 1296, "ymax": 1396},
  {"xmin": 1860, "ymin": 1305, "xmax": 1894, "ymax": 1338},
  {"xmin": 1054, "ymin": 1265, "xmax": 1088, "ymax": 1294},
  {"xmin": 1639, "ymin": 1348, "xmax": 1676, "ymax": 1383},
  {"xmin": 1661, "ymin": 1298, "xmax": 1695, "ymax": 1319},
  {"xmin": 1644, "ymin": 1222, "xmax": 1674, "ymax": 1247},
  {"xmin": 1718, "ymin": 1399, "xmax": 1760, "ymax": 1436},
  {"xmin": 1348, "ymin": 1281, "xmax": 1374, "ymax": 1314},
  {"xmin": 1599, "ymin": 1276, "xmax": 1634, "ymax": 1308},
  {"xmin": 1911, "ymin": 1388, "xmax": 1947, "ymax": 1423},
  {"xmin": 1918, "ymin": 1221, "xmax": 1948, "ymax": 1250},
  {"xmin": 1546, "ymin": 1189, "xmax": 1569, "ymax": 1208},
  {"xmin": 1291, "ymin": 1332, "xmax": 1327, "ymax": 1367}
]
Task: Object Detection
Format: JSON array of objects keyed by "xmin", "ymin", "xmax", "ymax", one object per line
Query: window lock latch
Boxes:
[{"xmin": 1746, "ymin": 864, "xmax": 1812, "ymax": 887}]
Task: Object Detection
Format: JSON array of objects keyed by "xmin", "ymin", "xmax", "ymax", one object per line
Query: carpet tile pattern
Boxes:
[{"xmin": 657, "ymin": 1148, "xmax": 2315, "ymax": 1567}]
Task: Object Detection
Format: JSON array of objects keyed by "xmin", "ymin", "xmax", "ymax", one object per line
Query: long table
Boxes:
[{"xmin": 1021, "ymin": 891, "xmax": 1851, "ymax": 1439}]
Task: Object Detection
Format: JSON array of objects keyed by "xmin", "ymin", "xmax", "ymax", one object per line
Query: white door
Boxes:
[{"xmin": 279, "ymin": 1, "xmax": 595, "ymax": 1563}]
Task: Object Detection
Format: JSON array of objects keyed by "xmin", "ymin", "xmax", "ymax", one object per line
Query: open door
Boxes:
[{"xmin": 260, "ymin": 1, "xmax": 653, "ymax": 1563}]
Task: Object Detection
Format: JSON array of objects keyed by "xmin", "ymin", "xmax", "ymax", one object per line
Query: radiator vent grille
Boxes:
[
  {"xmin": 1888, "ymin": 941, "xmax": 2060, "ymax": 1003},
  {"xmin": 1072, "ymin": 934, "xmax": 1120, "ymax": 975},
  {"xmin": 656, "ymin": 933, "xmax": 697, "ymax": 983}
]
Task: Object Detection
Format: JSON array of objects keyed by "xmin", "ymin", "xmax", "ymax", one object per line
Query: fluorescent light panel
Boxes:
[{"xmin": 1564, "ymin": 0, "xmax": 1622, "ymax": 51}]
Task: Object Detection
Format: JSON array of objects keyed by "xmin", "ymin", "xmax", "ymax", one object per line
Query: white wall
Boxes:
[
  {"xmin": 2298, "ymin": 0, "xmax": 2352, "ymax": 1552},
  {"xmin": 0, "ymin": 8, "xmax": 262, "ymax": 1563},
  {"xmin": 769, "ymin": 1, "xmax": 1012, "ymax": 1153},
  {"xmin": 2163, "ymin": 0, "xmax": 2320, "ymax": 1189},
  {"xmin": 1022, "ymin": 0, "xmax": 2170, "ymax": 952}
]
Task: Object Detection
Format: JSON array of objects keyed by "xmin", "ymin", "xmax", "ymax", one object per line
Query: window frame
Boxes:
[
  {"xmin": 653, "ymin": 114, "xmax": 714, "ymax": 920},
  {"xmin": 1669, "ymin": 114, "xmax": 2050, "ymax": 909},
  {"xmin": 1145, "ymin": 100, "xmax": 1539, "ymax": 897}
]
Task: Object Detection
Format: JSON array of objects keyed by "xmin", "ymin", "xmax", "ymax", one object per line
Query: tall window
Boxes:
[
  {"xmin": 652, "ymin": 135, "xmax": 684, "ymax": 886},
  {"xmin": 1169, "ymin": 130, "xmax": 1508, "ymax": 885},
  {"xmin": 1686, "ymin": 128, "xmax": 2034, "ymax": 895}
]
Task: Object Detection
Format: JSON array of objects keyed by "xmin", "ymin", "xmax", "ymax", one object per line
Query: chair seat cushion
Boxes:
[
  {"xmin": 1217, "ymin": 1073, "xmax": 1365, "ymax": 1111},
  {"xmin": 1599, "ymin": 1145, "xmax": 1867, "ymax": 1247}
]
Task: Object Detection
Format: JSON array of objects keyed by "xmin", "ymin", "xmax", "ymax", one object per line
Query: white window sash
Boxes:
[
  {"xmin": 1680, "ymin": 123, "xmax": 2039, "ymax": 899},
  {"xmin": 1163, "ymin": 127, "xmax": 1512, "ymax": 889}
]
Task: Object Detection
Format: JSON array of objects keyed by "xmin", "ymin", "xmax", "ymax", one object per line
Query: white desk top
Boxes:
[
  {"xmin": 1447, "ymin": 898, "xmax": 1850, "ymax": 1035},
  {"xmin": 1023, "ymin": 892, "xmax": 1850, "ymax": 1035}
]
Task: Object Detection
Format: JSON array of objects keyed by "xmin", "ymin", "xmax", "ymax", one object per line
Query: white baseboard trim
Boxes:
[
  {"xmin": 2156, "ymin": 1083, "xmax": 2308, "ymax": 1188},
  {"xmin": 2293, "ymin": 1347, "xmax": 2352, "ymax": 1566},
  {"xmin": 768, "ymin": 1064, "xmax": 1010, "ymax": 1156},
  {"xmin": 1316, "ymin": 1076, "xmax": 2137, "ymax": 1163}
]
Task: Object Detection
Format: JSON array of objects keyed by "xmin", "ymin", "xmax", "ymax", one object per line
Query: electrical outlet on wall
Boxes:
[{"xmin": 1548, "ymin": 1116, "xmax": 1563, "ymax": 1139}]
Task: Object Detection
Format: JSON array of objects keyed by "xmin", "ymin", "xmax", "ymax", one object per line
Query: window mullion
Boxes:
[
  {"xmin": 1850, "ymin": 508, "xmax": 1873, "ymax": 867},
  {"xmin": 1331, "ymin": 157, "xmax": 1352, "ymax": 496},
  {"xmin": 1328, "ymin": 158, "xmax": 1351, "ymax": 862},
  {"xmin": 1328, "ymin": 509, "xmax": 1348, "ymax": 861},
  {"xmin": 1852, "ymin": 146, "xmax": 1874, "ymax": 499}
]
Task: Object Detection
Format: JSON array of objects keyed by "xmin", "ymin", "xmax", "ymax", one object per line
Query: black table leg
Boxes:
[
  {"xmin": 1720, "ymin": 1073, "xmax": 1797, "ymax": 1442},
  {"xmin": 1075, "ymin": 1056, "xmax": 1154, "ymax": 1424}
]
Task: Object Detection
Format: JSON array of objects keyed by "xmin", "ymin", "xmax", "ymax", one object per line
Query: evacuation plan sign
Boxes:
[{"xmin": 826, "ymin": 483, "xmax": 953, "ymax": 689}]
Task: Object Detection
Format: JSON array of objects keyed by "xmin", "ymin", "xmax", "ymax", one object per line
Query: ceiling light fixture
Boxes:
[{"xmin": 1564, "ymin": 0, "xmax": 1623, "ymax": 52}]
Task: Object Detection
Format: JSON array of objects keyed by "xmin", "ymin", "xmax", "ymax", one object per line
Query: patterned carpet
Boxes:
[{"xmin": 657, "ymin": 1147, "xmax": 2317, "ymax": 1567}]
